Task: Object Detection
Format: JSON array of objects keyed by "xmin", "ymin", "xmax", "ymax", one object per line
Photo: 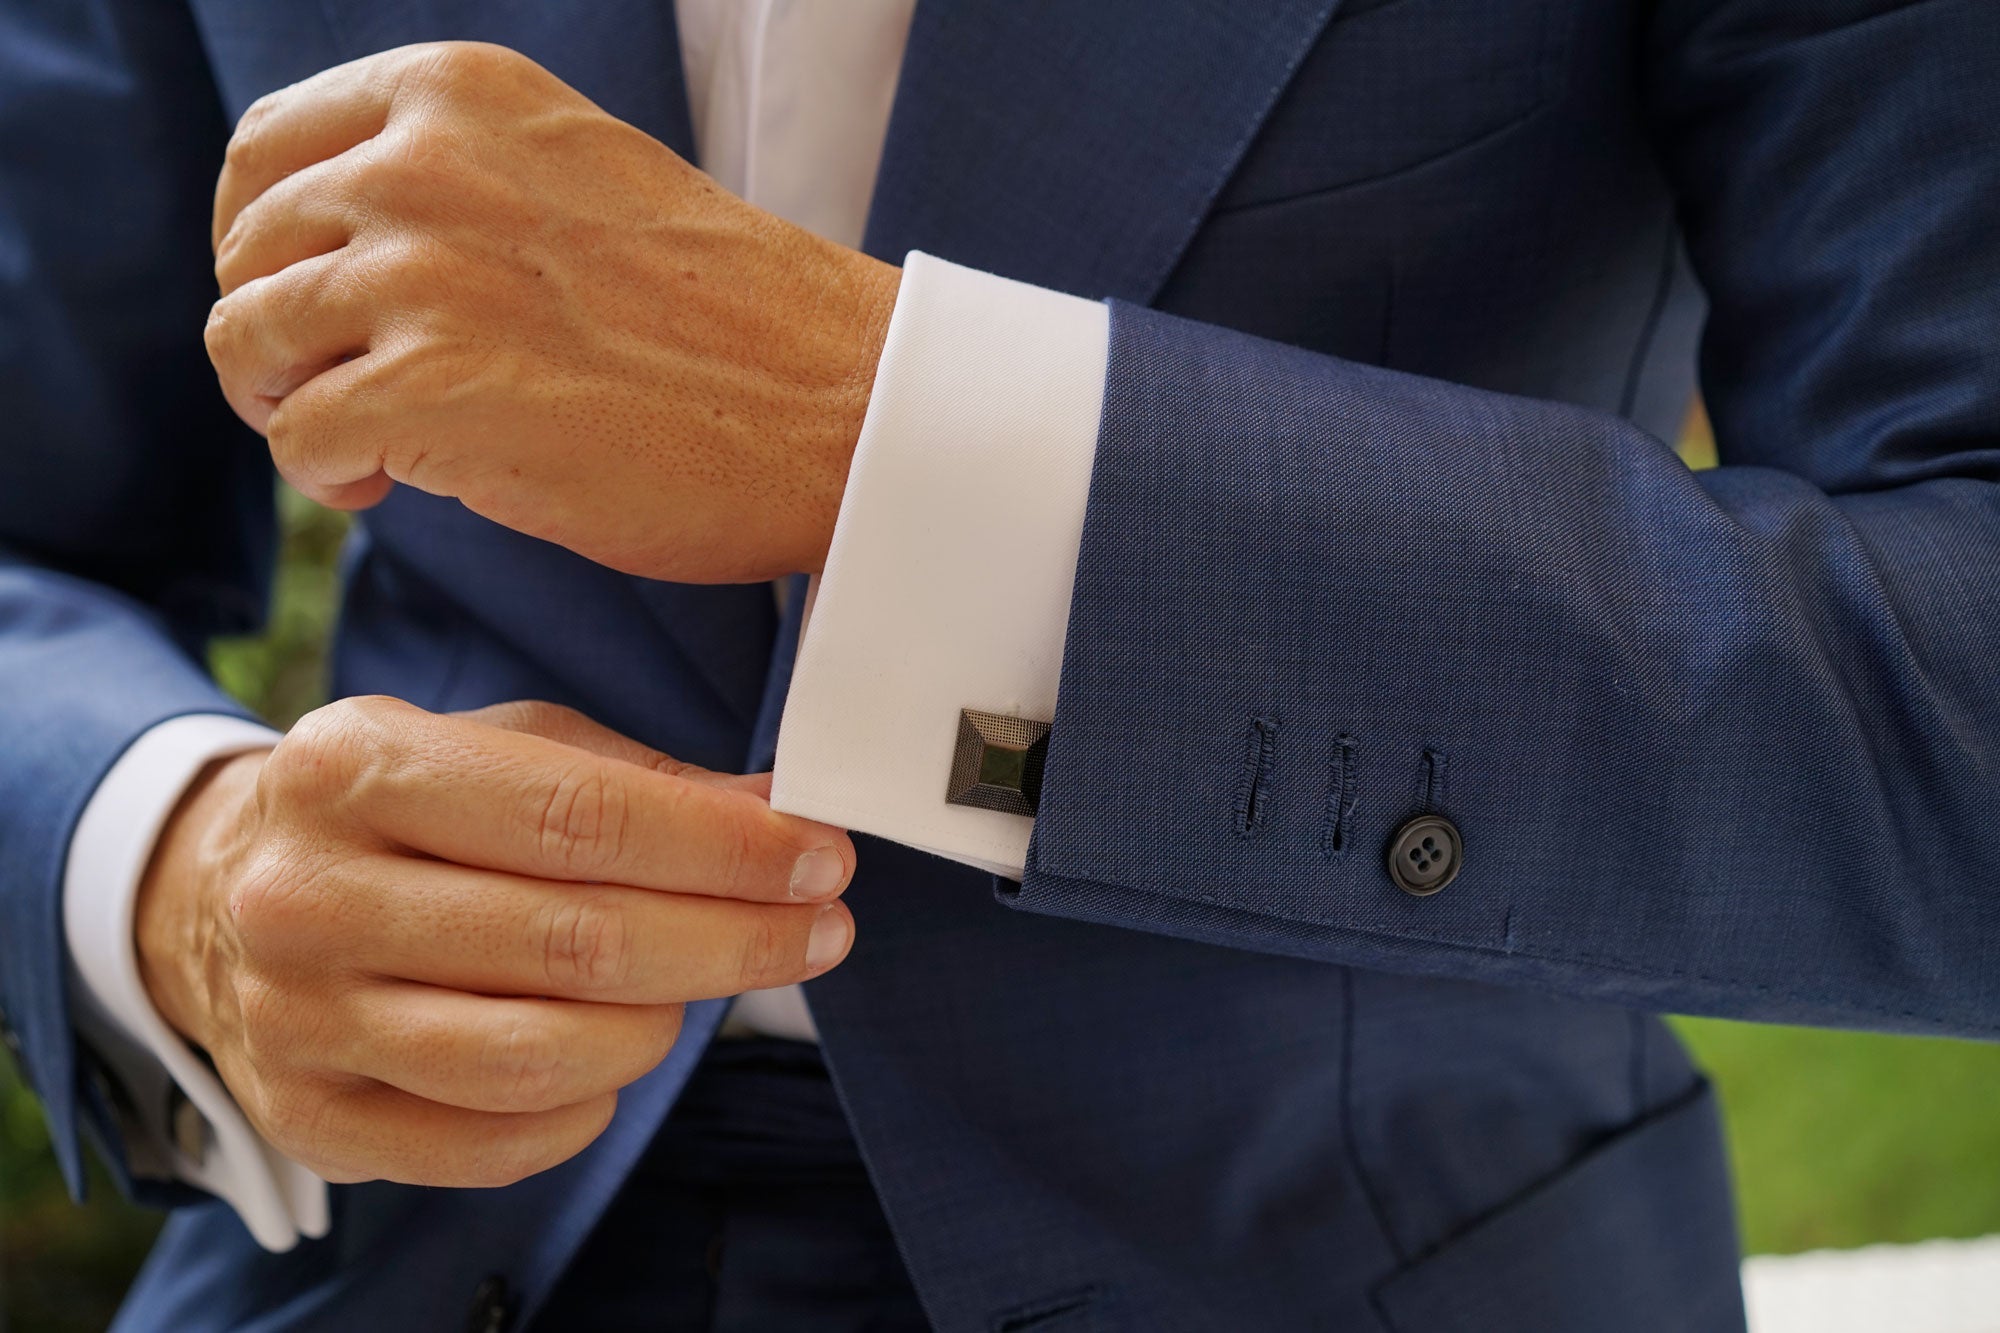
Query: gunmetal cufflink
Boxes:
[{"xmin": 946, "ymin": 709, "xmax": 1051, "ymax": 816}]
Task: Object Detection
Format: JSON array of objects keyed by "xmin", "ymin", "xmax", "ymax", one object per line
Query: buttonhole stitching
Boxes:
[
  {"xmin": 1234, "ymin": 716, "xmax": 1282, "ymax": 837},
  {"xmin": 1321, "ymin": 734, "xmax": 1360, "ymax": 858},
  {"xmin": 1418, "ymin": 746, "xmax": 1449, "ymax": 812}
]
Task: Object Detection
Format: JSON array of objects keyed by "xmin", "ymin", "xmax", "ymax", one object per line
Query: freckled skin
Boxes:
[{"xmin": 206, "ymin": 40, "xmax": 901, "ymax": 585}]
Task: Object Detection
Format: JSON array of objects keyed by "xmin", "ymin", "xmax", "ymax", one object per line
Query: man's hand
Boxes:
[
  {"xmin": 135, "ymin": 697, "xmax": 856, "ymax": 1188},
  {"xmin": 205, "ymin": 42, "xmax": 901, "ymax": 583}
]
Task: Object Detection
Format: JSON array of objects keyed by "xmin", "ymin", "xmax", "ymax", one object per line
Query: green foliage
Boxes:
[
  {"xmin": 7, "ymin": 479, "xmax": 2000, "ymax": 1328},
  {"xmin": 1675, "ymin": 1018, "xmax": 2000, "ymax": 1255},
  {"xmin": 207, "ymin": 487, "xmax": 353, "ymax": 730},
  {"xmin": 0, "ymin": 1081, "xmax": 164, "ymax": 1333}
]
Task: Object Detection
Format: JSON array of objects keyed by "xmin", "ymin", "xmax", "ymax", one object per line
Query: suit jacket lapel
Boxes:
[{"xmin": 863, "ymin": 0, "xmax": 1343, "ymax": 302}]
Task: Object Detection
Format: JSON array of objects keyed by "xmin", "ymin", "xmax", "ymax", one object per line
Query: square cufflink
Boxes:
[{"xmin": 946, "ymin": 709, "xmax": 1051, "ymax": 817}]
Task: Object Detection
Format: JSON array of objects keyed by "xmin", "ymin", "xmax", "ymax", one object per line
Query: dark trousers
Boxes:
[{"xmin": 533, "ymin": 1038, "xmax": 931, "ymax": 1331}]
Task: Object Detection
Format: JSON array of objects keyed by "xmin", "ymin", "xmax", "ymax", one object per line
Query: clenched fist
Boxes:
[
  {"xmin": 206, "ymin": 41, "xmax": 900, "ymax": 583},
  {"xmin": 135, "ymin": 698, "xmax": 856, "ymax": 1188}
]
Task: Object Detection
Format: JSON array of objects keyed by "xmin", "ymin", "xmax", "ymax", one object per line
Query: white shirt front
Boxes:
[{"xmin": 62, "ymin": 0, "xmax": 1109, "ymax": 1249}]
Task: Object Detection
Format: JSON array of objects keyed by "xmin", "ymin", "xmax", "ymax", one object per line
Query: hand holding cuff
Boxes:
[{"xmin": 63, "ymin": 714, "xmax": 326, "ymax": 1251}]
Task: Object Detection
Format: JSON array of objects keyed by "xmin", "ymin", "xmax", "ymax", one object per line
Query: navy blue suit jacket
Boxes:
[{"xmin": 4, "ymin": 0, "xmax": 1997, "ymax": 1328}]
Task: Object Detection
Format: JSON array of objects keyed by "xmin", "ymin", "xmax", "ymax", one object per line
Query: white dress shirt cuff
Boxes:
[
  {"xmin": 771, "ymin": 252, "xmax": 1109, "ymax": 878},
  {"xmin": 62, "ymin": 713, "xmax": 328, "ymax": 1251}
]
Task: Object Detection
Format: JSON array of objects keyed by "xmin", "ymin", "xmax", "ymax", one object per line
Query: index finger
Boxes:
[
  {"xmin": 212, "ymin": 47, "xmax": 421, "ymax": 251},
  {"xmin": 316, "ymin": 701, "xmax": 855, "ymax": 903}
]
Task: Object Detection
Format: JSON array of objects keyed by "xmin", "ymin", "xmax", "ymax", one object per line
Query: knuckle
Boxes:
[
  {"xmin": 391, "ymin": 235, "xmax": 480, "ymax": 318},
  {"xmin": 203, "ymin": 296, "xmax": 247, "ymax": 368},
  {"xmin": 273, "ymin": 255, "xmax": 339, "ymax": 320},
  {"xmin": 340, "ymin": 693, "xmax": 417, "ymax": 739},
  {"xmin": 330, "ymin": 694, "xmax": 409, "ymax": 777},
  {"xmin": 641, "ymin": 750, "xmax": 695, "ymax": 779},
  {"xmin": 264, "ymin": 384, "xmax": 350, "ymax": 485},
  {"xmin": 226, "ymin": 849, "xmax": 313, "ymax": 949},
  {"xmin": 720, "ymin": 810, "xmax": 762, "ymax": 891},
  {"xmin": 538, "ymin": 893, "xmax": 632, "ymax": 993},
  {"xmin": 479, "ymin": 1017, "xmax": 564, "ymax": 1110},
  {"xmin": 426, "ymin": 40, "xmax": 520, "ymax": 89},
  {"xmin": 223, "ymin": 105, "xmax": 272, "ymax": 173},
  {"xmin": 360, "ymin": 133, "xmax": 440, "ymax": 197},
  {"xmin": 279, "ymin": 701, "xmax": 359, "ymax": 771},
  {"xmin": 536, "ymin": 764, "xmax": 630, "ymax": 878},
  {"xmin": 414, "ymin": 40, "xmax": 479, "ymax": 85},
  {"xmin": 212, "ymin": 232, "xmax": 248, "ymax": 289},
  {"xmin": 734, "ymin": 910, "xmax": 793, "ymax": 991},
  {"xmin": 213, "ymin": 196, "xmax": 299, "ymax": 287},
  {"xmin": 269, "ymin": 706, "xmax": 357, "ymax": 800},
  {"xmin": 270, "ymin": 697, "xmax": 416, "ymax": 819}
]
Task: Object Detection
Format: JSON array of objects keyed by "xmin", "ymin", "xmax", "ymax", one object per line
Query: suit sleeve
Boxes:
[
  {"xmin": 0, "ymin": 0, "xmax": 272, "ymax": 1195},
  {"xmin": 1012, "ymin": 0, "xmax": 2000, "ymax": 1039}
]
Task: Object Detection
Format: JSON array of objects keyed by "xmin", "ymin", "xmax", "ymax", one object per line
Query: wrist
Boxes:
[
  {"xmin": 135, "ymin": 748, "xmax": 268, "ymax": 1046},
  {"xmin": 799, "ymin": 251, "xmax": 901, "ymax": 574}
]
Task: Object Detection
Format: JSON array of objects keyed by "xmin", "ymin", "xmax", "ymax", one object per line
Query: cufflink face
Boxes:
[{"xmin": 947, "ymin": 710, "xmax": 1051, "ymax": 817}]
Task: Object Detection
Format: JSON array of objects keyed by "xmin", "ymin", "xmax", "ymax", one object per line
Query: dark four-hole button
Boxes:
[{"xmin": 1387, "ymin": 814, "xmax": 1462, "ymax": 896}]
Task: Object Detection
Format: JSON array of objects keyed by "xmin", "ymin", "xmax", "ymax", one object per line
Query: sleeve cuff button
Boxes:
[{"xmin": 1388, "ymin": 814, "xmax": 1462, "ymax": 896}]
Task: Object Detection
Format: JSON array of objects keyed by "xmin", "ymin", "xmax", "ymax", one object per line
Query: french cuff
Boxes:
[
  {"xmin": 771, "ymin": 252, "xmax": 1109, "ymax": 878},
  {"xmin": 62, "ymin": 714, "xmax": 329, "ymax": 1251}
]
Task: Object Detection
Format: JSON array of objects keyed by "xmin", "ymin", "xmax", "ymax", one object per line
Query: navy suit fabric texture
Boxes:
[{"xmin": 3, "ymin": 0, "xmax": 1997, "ymax": 1328}]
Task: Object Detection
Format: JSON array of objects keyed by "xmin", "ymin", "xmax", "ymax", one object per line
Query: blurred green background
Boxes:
[{"xmin": 5, "ymin": 421, "xmax": 1999, "ymax": 1329}]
